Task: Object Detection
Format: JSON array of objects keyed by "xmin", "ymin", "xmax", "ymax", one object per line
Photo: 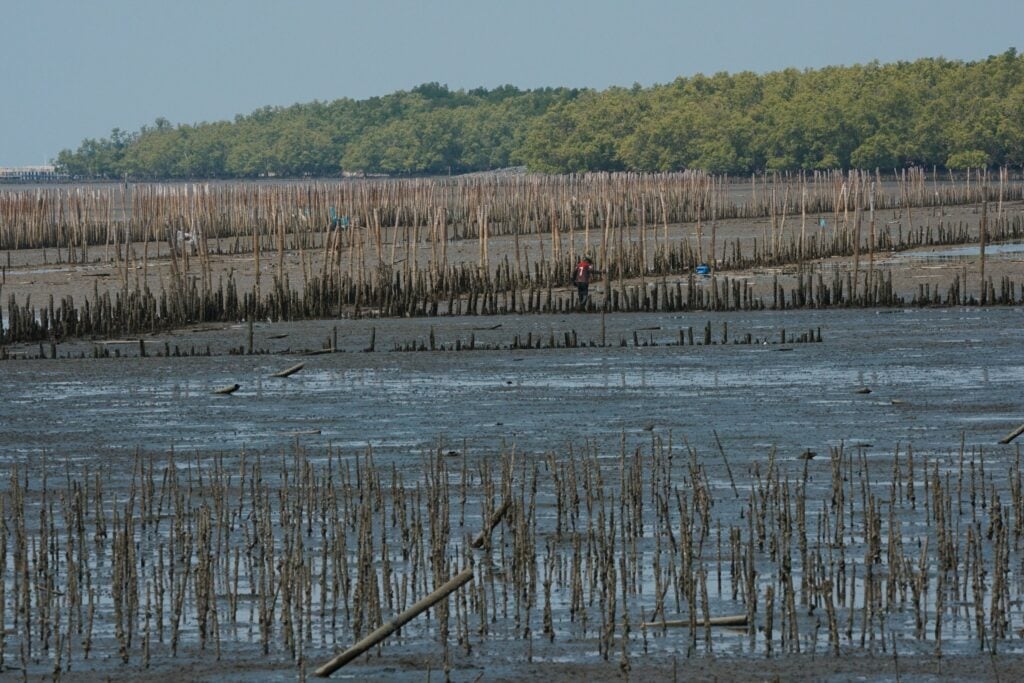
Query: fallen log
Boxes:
[
  {"xmin": 1000, "ymin": 423, "xmax": 1024, "ymax": 445},
  {"xmin": 271, "ymin": 362, "xmax": 305, "ymax": 378},
  {"xmin": 642, "ymin": 614, "xmax": 748, "ymax": 628}
]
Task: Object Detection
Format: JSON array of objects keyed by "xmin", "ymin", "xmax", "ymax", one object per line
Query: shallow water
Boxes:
[{"xmin": 908, "ymin": 241, "xmax": 1024, "ymax": 259}]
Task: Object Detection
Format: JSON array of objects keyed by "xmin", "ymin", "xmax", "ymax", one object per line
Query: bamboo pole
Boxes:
[
  {"xmin": 471, "ymin": 498, "xmax": 512, "ymax": 548},
  {"xmin": 314, "ymin": 566, "xmax": 473, "ymax": 677},
  {"xmin": 999, "ymin": 424, "xmax": 1024, "ymax": 445},
  {"xmin": 980, "ymin": 178, "xmax": 988, "ymax": 305},
  {"xmin": 641, "ymin": 614, "xmax": 748, "ymax": 628},
  {"xmin": 271, "ymin": 362, "xmax": 305, "ymax": 378}
]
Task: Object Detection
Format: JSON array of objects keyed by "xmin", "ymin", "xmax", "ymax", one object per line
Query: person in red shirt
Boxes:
[{"xmin": 572, "ymin": 256, "xmax": 600, "ymax": 306}]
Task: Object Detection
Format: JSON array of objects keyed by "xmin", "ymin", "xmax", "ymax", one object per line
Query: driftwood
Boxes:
[
  {"xmin": 315, "ymin": 497, "xmax": 511, "ymax": 677},
  {"xmin": 1000, "ymin": 423, "xmax": 1024, "ymax": 445},
  {"xmin": 212, "ymin": 383, "xmax": 240, "ymax": 395},
  {"xmin": 641, "ymin": 614, "xmax": 748, "ymax": 628},
  {"xmin": 271, "ymin": 362, "xmax": 305, "ymax": 378}
]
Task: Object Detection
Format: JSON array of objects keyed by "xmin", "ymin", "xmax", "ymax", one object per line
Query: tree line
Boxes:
[{"xmin": 55, "ymin": 49, "xmax": 1024, "ymax": 179}]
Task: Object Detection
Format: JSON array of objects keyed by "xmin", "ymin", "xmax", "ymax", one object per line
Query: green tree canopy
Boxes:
[{"xmin": 55, "ymin": 50, "xmax": 1024, "ymax": 178}]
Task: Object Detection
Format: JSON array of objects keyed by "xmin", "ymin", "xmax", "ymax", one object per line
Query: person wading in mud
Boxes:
[{"xmin": 572, "ymin": 256, "xmax": 600, "ymax": 307}]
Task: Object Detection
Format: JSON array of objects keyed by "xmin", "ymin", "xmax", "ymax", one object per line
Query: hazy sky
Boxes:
[{"xmin": 2, "ymin": 0, "xmax": 1021, "ymax": 166}]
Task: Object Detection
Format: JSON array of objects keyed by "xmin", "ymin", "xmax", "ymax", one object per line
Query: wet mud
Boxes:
[
  {"xmin": 4, "ymin": 307, "xmax": 1022, "ymax": 460},
  {"xmin": 2, "ymin": 307, "xmax": 1024, "ymax": 680}
]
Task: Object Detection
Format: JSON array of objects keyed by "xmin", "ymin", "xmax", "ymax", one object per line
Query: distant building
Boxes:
[{"xmin": 0, "ymin": 165, "xmax": 67, "ymax": 182}]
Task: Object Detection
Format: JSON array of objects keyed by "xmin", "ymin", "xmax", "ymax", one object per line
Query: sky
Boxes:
[{"xmin": 2, "ymin": 0, "xmax": 1022, "ymax": 166}]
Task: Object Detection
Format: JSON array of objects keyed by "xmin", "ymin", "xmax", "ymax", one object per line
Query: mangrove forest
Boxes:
[{"xmin": 54, "ymin": 49, "xmax": 1024, "ymax": 179}]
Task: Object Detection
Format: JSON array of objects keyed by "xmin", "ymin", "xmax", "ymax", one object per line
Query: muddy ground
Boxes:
[
  {"xmin": 46, "ymin": 651, "xmax": 1024, "ymax": 682},
  {"xmin": 2, "ymin": 198, "xmax": 1023, "ymax": 316},
  {"xmin": 2, "ymin": 307, "xmax": 1024, "ymax": 681},
  {"xmin": 3, "ymin": 185, "xmax": 1024, "ymax": 680},
  {"xmin": 3, "ymin": 307, "xmax": 1023, "ymax": 461}
]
